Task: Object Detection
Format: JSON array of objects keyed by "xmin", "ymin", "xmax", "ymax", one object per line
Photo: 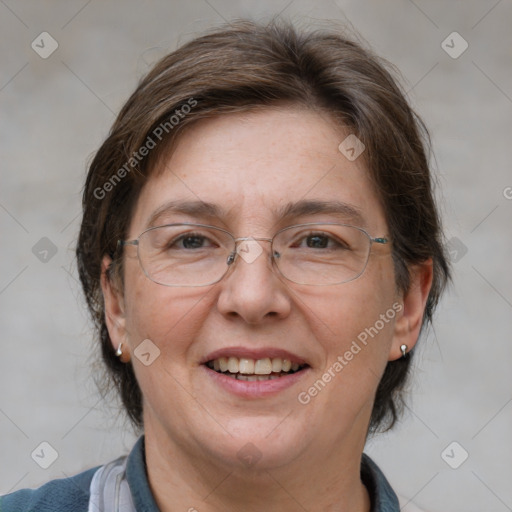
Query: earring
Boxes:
[
  {"xmin": 115, "ymin": 343, "xmax": 123, "ymax": 357},
  {"xmin": 400, "ymin": 344, "xmax": 408, "ymax": 359}
]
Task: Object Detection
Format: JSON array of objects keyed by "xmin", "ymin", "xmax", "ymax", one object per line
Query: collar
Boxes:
[
  {"xmin": 361, "ymin": 453, "xmax": 400, "ymax": 511},
  {"xmin": 125, "ymin": 437, "xmax": 160, "ymax": 511}
]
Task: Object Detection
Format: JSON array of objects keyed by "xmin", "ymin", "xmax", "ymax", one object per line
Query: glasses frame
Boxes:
[{"xmin": 117, "ymin": 222, "xmax": 389, "ymax": 287}]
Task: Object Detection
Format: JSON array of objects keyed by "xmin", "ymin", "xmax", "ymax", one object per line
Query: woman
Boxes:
[{"xmin": 1, "ymin": 19, "xmax": 450, "ymax": 512}]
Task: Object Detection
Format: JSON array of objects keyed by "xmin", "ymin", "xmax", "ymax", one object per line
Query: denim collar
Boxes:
[
  {"xmin": 125, "ymin": 436, "xmax": 160, "ymax": 511},
  {"xmin": 361, "ymin": 453, "xmax": 400, "ymax": 511}
]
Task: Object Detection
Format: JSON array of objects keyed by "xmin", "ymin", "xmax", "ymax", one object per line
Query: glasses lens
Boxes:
[
  {"xmin": 138, "ymin": 224, "xmax": 234, "ymax": 286},
  {"xmin": 273, "ymin": 224, "xmax": 371, "ymax": 285}
]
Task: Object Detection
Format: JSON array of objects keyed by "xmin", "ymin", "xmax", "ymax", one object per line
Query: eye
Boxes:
[
  {"xmin": 304, "ymin": 234, "xmax": 330, "ymax": 249},
  {"xmin": 170, "ymin": 232, "xmax": 216, "ymax": 250},
  {"xmin": 292, "ymin": 232, "xmax": 349, "ymax": 250}
]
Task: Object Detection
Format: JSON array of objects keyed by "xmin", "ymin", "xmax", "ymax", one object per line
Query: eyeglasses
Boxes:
[{"xmin": 117, "ymin": 222, "xmax": 389, "ymax": 287}]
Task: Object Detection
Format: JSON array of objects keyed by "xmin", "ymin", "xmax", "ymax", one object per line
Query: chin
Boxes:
[{"xmin": 199, "ymin": 422, "xmax": 308, "ymax": 472}]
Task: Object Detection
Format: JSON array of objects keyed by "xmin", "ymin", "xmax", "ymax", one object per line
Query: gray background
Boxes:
[{"xmin": 1, "ymin": 1, "xmax": 511, "ymax": 511}]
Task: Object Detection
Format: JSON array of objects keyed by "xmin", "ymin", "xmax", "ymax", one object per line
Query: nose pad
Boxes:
[{"xmin": 225, "ymin": 247, "xmax": 282, "ymax": 276}]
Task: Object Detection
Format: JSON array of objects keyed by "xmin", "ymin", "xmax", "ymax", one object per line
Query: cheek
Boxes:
[
  {"xmin": 297, "ymin": 296, "xmax": 398, "ymax": 433},
  {"xmin": 121, "ymin": 277, "xmax": 208, "ymax": 413},
  {"xmin": 323, "ymin": 290, "xmax": 396, "ymax": 379},
  {"xmin": 336, "ymin": 258, "xmax": 397, "ymax": 364},
  {"xmin": 302, "ymin": 260, "xmax": 397, "ymax": 354},
  {"xmin": 122, "ymin": 266, "xmax": 205, "ymax": 358},
  {"xmin": 299, "ymin": 259, "xmax": 398, "ymax": 398},
  {"xmin": 122, "ymin": 276, "xmax": 225, "ymax": 395}
]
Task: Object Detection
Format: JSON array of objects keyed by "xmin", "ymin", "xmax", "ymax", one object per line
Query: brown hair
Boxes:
[{"xmin": 77, "ymin": 19, "xmax": 450, "ymax": 433}]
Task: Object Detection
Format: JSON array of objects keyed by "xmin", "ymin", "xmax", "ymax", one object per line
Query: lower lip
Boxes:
[{"xmin": 201, "ymin": 365, "xmax": 311, "ymax": 399}]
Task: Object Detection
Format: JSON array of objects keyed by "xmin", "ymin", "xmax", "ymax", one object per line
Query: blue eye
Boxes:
[
  {"xmin": 174, "ymin": 234, "xmax": 210, "ymax": 249},
  {"xmin": 292, "ymin": 232, "xmax": 349, "ymax": 250}
]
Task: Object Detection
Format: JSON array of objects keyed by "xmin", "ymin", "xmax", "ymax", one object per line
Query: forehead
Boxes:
[{"xmin": 130, "ymin": 107, "xmax": 386, "ymax": 235}]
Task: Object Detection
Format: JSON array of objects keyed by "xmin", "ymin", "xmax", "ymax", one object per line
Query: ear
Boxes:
[
  {"xmin": 101, "ymin": 255, "xmax": 130, "ymax": 363},
  {"xmin": 389, "ymin": 258, "xmax": 433, "ymax": 361}
]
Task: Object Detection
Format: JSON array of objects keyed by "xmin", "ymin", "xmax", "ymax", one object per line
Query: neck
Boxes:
[{"xmin": 143, "ymin": 420, "xmax": 371, "ymax": 512}]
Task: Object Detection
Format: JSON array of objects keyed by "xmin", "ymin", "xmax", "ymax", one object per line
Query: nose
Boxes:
[{"xmin": 216, "ymin": 238, "xmax": 291, "ymax": 325}]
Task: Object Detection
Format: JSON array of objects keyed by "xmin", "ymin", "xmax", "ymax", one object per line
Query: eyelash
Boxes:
[{"xmin": 166, "ymin": 231, "xmax": 349, "ymax": 251}]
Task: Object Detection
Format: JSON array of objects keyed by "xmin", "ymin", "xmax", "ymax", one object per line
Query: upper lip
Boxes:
[{"xmin": 201, "ymin": 346, "xmax": 308, "ymax": 366}]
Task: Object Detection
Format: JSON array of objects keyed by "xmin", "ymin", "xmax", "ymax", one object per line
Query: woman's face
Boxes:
[{"xmin": 104, "ymin": 107, "xmax": 425, "ymax": 472}]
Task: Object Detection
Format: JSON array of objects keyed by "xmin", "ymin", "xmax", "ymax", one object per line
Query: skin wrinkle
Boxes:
[{"xmin": 101, "ymin": 107, "xmax": 432, "ymax": 512}]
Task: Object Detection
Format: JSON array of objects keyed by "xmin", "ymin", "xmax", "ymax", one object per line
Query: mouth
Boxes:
[
  {"xmin": 201, "ymin": 347, "xmax": 311, "ymax": 397},
  {"xmin": 205, "ymin": 356, "xmax": 309, "ymax": 381}
]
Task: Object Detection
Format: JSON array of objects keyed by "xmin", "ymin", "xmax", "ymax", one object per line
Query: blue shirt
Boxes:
[{"xmin": 1, "ymin": 437, "xmax": 400, "ymax": 511}]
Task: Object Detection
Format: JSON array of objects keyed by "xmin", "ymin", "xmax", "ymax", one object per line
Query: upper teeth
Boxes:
[{"xmin": 208, "ymin": 357, "xmax": 302, "ymax": 374}]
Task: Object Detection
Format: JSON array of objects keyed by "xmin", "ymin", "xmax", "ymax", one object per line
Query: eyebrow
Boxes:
[
  {"xmin": 276, "ymin": 200, "xmax": 366, "ymax": 227},
  {"xmin": 146, "ymin": 198, "xmax": 366, "ymax": 229},
  {"xmin": 147, "ymin": 200, "xmax": 223, "ymax": 228}
]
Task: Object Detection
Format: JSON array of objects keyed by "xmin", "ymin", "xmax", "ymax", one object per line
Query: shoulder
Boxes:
[{"xmin": 0, "ymin": 466, "xmax": 98, "ymax": 512}]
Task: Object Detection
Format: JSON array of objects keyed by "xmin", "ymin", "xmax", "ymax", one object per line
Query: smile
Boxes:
[{"xmin": 206, "ymin": 356, "xmax": 307, "ymax": 381}]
